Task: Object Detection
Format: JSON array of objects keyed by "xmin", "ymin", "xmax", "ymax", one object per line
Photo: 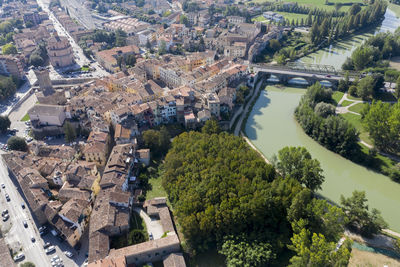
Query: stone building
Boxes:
[{"xmin": 47, "ymin": 34, "xmax": 74, "ymax": 68}]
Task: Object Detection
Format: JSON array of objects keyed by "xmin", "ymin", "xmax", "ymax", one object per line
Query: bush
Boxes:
[{"xmin": 7, "ymin": 136, "xmax": 27, "ymax": 151}]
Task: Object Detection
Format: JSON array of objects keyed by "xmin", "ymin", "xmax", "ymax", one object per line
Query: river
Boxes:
[
  {"xmin": 245, "ymin": 8, "xmax": 400, "ymax": 231},
  {"xmin": 299, "ymin": 8, "xmax": 400, "ymax": 69}
]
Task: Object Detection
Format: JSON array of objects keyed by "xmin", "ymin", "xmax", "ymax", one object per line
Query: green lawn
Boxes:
[
  {"xmin": 252, "ymin": 12, "xmax": 311, "ymax": 23},
  {"xmin": 248, "ymin": 0, "xmax": 363, "ymax": 11},
  {"xmin": 21, "ymin": 113, "xmax": 30, "ymax": 122},
  {"xmin": 340, "ymin": 100, "xmax": 354, "ymax": 107},
  {"xmin": 332, "ymin": 91, "xmax": 344, "ymax": 105},
  {"xmin": 146, "ymin": 175, "xmax": 167, "ymax": 200},
  {"xmin": 276, "ymin": 12, "xmax": 311, "ymax": 22},
  {"xmin": 340, "ymin": 113, "xmax": 372, "ymax": 145},
  {"xmin": 389, "ymin": 3, "xmax": 400, "ymax": 18},
  {"xmin": 347, "ymin": 94, "xmax": 362, "ymax": 101},
  {"xmin": 252, "ymin": 15, "xmax": 268, "ymax": 22},
  {"xmin": 348, "ymin": 102, "xmax": 368, "ymax": 114}
]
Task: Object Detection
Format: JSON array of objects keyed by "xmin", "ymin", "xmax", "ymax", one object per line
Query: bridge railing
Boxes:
[{"xmin": 251, "ymin": 63, "xmax": 359, "ymax": 77}]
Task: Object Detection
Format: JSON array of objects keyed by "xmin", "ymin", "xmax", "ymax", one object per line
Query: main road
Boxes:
[
  {"xmin": 0, "ymin": 159, "xmax": 51, "ymax": 266},
  {"xmin": 36, "ymin": 0, "xmax": 108, "ymax": 78}
]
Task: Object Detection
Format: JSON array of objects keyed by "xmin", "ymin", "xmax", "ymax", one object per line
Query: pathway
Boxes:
[
  {"xmin": 242, "ymin": 135, "xmax": 271, "ymax": 165},
  {"xmin": 234, "ymin": 80, "xmax": 263, "ymax": 136},
  {"xmin": 336, "ymin": 92, "xmax": 363, "ymax": 115},
  {"xmin": 336, "ymin": 93, "xmax": 400, "ymax": 162}
]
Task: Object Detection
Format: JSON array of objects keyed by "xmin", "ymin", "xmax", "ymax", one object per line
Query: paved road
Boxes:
[
  {"xmin": 0, "ymin": 159, "xmax": 51, "ymax": 266},
  {"xmin": 234, "ymin": 80, "xmax": 263, "ymax": 136},
  {"xmin": 36, "ymin": 0, "xmax": 108, "ymax": 78}
]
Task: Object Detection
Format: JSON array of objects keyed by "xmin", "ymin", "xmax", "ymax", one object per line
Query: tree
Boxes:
[
  {"xmin": 142, "ymin": 126, "xmax": 170, "ymax": 157},
  {"xmin": 0, "ymin": 115, "xmax": 10, "ymax": 133},
  {"xmin": 269, "ymin": 39, "xmax": 281, "ymax": 52},
  {"xmin": 357, "ymin": 76, "xmax": 374, "ymax": 100},
  {"xmin": 289, "ymin": 229, "xmax": 351, "ymax": 267},
  {"xmin": 276, "ymin": 146, "xmax": 325, "ymax": 191},
  {"xmin": 363, "ymin": 101, "xmax": 400, "ymax": 153},
  {"xmin": 7, "ymin": 136, "xmax": 27, "ymax": 151},
  {"xmin": 340, "ymin": 191, "xmax": 387, "ymax": 237},
  {"xmin": 63, "ymin": 122, "xmax": 76, "ymax": 143},
  {"xmin": 158, "ymin": 40, "xmax": 167, "ymax": 55},
  {"xmin": 2, "ymin": 43, "xmax": 17, "ymax": 55},
  {"xmin": 349, "ymin": 3, "xmax": 362, "ymax": 15},
  {"xmin": 29, "ymin": 53, "xmax": 44, "ymax": 67},
  {"xmin": 396, "ymin": 76, "xmax": 400, "ymax": 99},
  {"xmin": 219, "ymin": 235, "xmax": 275, "ymax": 267},
  {"xmin": 314, "ymin": 102, "xmax": 336, "ymax": 118},
  {"xmin": 180, "ymin": 15, "xmax": 189, "ymax": 27},
  {"xmin": 351, "ymin": 45, "xmax": 374, "ymax": 70},
  {"xmin": 201, "ymin": 119, "xmax": 221, "ymax": 135}
]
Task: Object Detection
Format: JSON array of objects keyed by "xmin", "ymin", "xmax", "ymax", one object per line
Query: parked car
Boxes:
[
  {"xmin": 5, "ymin": 194, "xmax": 10, "ymax": 201},
  {"xmin": 1, "ymin": 209, "xmax": 8, "ymax": 216},
  {"xmin": 2, "ymin": 214, "xmax": 9, "ymax": 221},
  {"xmin": 43, "ymin": 242, "xmax": 51, "ymax": 249},
  {"xmin": 31, "ymin": 236, "xmax": 35, "ymax": 242},
  {"xmin": 21, "ymin": 203, "xmax": 25, "ymax": 209},
  {"xmin": 64, "ymin": 251, "xmax": 74, "ymax": 258},
  {"xmin": 46, "ymin": 246, "xmax": 56, "ymax": 254},
  {"xmin": 149, "ymin": 233, "xmax": 154, "ymax": 240},
  {"xmin": 1, "ymin": 183, "xmax": 4, "ymax": 189},
  {"xmin": 23, "ymin": 221, "xmax": 28, "ymax": 228},
  {"xmin": 13, "ymin": 253, "xmax": 24, "ymax": 261}
]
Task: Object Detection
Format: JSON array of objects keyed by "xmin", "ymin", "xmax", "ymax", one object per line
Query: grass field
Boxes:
[
  {"xmin": 248, "ymin": 0, "xmax": 364, "ymax": 12},
  {"xmin": 340, "ymin": 99, "xmax": 353, "ymax": 107},
  {"xmin": 332, "ymin": 91, "xmax": 344, "ymax": 105},
  {"xmin": 21, "ymin": 113, "xmax": 29, "ymax": 122},
  {"xmin": 349, "ymin": 248, "xmax": 400, "ymax": 266},
  {"xmin": 146, "ymin": 175, "xmax": 167, "ymax": 200},
  {"xmin": 389, "ymin": 3, "xmax": 400, "ymax": 18},
  {"xmin": 340, "ymin": 112, "xmax": 372, "ymax": 145},
  {"xmin": 348, "ymin": 102, "xmax": 368, "ymax": 114},
  {"xmin": 347, "ymin": 94, "xmax": 362, "ymax": 101},
  {"xmin": 276, "ymin": 12, "xmax": 310, "ymax": 22},
  {"xmin": 252, "ymin": 12, "xmax": 311, "ymax": 23}
]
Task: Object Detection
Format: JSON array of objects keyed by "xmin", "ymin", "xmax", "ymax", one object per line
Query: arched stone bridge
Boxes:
[{"xmin": 251, "ymin": 63, "xmax": 358, "ymax": 88}]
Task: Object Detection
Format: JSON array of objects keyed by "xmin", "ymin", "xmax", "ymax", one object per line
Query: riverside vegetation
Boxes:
[
  {"xmin": 295, "ymin": 82, "xmax": 400, "ymax": 181},
  {"xmin": 160, "ymin": 122, "xmax": 387, "ymax": 266}
]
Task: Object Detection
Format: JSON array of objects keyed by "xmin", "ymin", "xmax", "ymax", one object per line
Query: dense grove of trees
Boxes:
[
  {"xmin": 344, "ymin": 29, "xmax": 400, "ymax": 71},
  {"xmin": 309, "ymin": 1, "xmax": 386, "ymax": 46},
  {"xmin": 295, "ymin": 83, "xmax": 359, "ymax": 158},
  {"xmin": 161, "ymin": 130, "xmax": 365, "ymax": 266}
]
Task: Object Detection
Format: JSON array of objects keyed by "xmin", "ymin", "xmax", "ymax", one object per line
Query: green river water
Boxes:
[{"xmin": 245, "ymin": 8, "xmax": 400, "ymax": 231}]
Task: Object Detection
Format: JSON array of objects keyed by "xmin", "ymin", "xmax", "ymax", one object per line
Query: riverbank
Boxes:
[{"xmin": 245, "ymin": 85, "xmax": 400, "ymax": 232}]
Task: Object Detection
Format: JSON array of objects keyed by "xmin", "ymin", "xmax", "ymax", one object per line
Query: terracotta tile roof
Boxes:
[{"xmin": 163, "ymin": 253, "xmax": 187, "ymax": 267}]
